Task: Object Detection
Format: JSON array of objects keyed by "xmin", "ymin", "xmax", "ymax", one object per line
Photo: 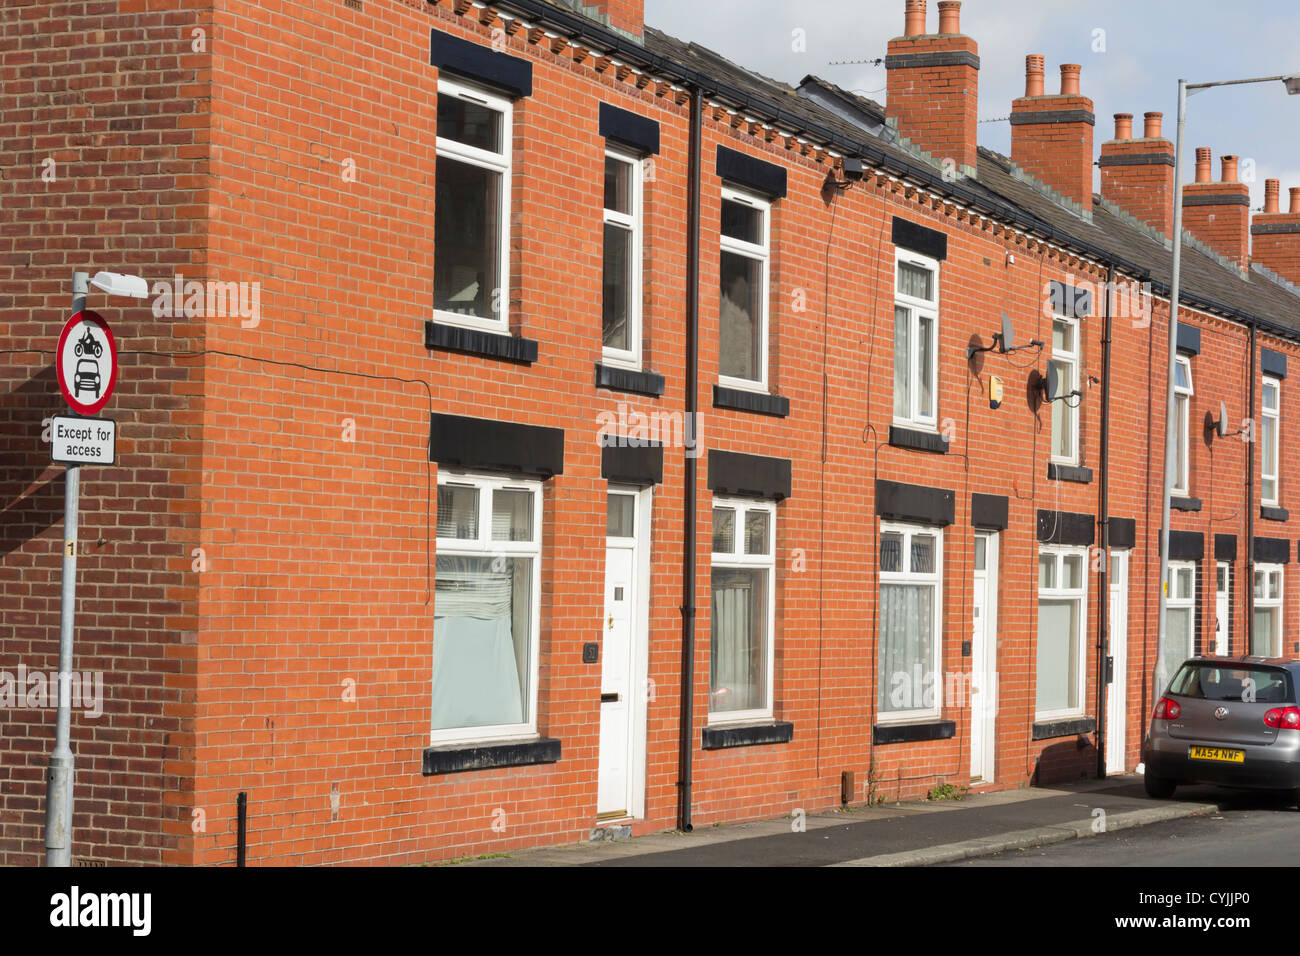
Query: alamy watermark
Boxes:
[
  {"xmin": 151, "ymin": 275, "xmax": 261, "ymax": 328},
  {"xmin": 0, "ymin": 665, "xmax": 103, "ymax": 717}
]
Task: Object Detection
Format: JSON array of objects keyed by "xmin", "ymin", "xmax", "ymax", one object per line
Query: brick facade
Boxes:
[{"xmin": 3, "ymin": 0, "xmax": 1300, "ymax": 866}]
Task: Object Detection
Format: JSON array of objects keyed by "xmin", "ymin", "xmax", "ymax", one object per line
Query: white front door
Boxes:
[
  {"xmin": 597, "ymin": 488, "xmax": 649, "ymax": 819},
  {"xmin": 1215, "ymin": 561, "xmax": 1230, "ymax": 655},
  {"xmin": 1107, "ymin": 551, "xmax": 1129, "ymax": 773},
  {"xmin": 969, "ymin": 532, "xmax": 997, "ymax": 784}
]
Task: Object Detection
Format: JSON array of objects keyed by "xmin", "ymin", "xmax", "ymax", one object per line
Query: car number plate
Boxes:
[{"xmin": 1188, "ymin": 746, "xmax": 1244, "ymax": 763}]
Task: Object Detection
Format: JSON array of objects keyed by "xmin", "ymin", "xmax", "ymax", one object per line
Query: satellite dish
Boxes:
[
  {"xmin": 1044, "ymin": 362, "xmax": 1059, "ymax": 402},
  {"xmin": 1000, "ymin": 313, "xmax": 1014, "ymax": 352},
  {"xmin": 1218, "ymin": 400, "xmax": 1229, "ymax": 439}
]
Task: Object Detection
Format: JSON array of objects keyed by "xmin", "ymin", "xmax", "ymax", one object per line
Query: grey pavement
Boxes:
[{"xmin": 456, "ymin": 775, "xmax": 1230, "ymax": 867}]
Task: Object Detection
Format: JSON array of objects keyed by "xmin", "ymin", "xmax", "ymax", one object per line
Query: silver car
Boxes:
[{"xmin": 1143, "ymin": 656, "xmax": 1300, "ymax": 802}]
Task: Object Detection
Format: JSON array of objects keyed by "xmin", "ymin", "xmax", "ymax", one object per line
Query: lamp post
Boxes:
[
  {"xmin": 1154, "ymin": 74, "xmax": 1300, "ymax": 707},
  {"xmin": 44, "ymin": 269, "xmax": 148, "ymax": 867}
]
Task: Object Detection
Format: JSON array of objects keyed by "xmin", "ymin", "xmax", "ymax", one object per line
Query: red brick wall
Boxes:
[
  {"xmin": 1183, "ymin": 182, "xmax": 1251, "ymax": 271},
  {"xmin": 4, "ymin": 0, "xmax": 1296, "ymax": 867},
  {"xmin": 0, "ymin": 0, "xmax": 211, "ymax": 865}
]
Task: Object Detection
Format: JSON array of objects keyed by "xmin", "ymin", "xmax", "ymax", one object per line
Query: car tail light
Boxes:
[
  {"xmin": 1152, "ymin": 697, "xmax": 1181, "ymax": 720},
  {"xmin": 1264, "ymin": 706, "xmax": 1300, "ymax": 729}
]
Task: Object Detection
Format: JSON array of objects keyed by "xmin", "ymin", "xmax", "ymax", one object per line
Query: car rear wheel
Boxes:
[{"xmin": 1144, "ymin": 774, "xmax": 1176, "ymax": 799}]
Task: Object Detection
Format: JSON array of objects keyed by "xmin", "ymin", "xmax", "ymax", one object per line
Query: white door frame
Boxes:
[
  {"xmin": 970, "ymin": 532, "xmax": 998, "ymax": 784},
  {"xmin": 1107, "ymin": 550, "xmax": 1129, "ymax": 773},
  {"xmin": 598, "ymin": 484, "xmax": 652, "ymax": 820}
]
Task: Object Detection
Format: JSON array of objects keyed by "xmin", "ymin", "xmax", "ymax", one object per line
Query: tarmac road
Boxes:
[{"xmin": 941, "ymin": 785, "xmax": 1300, "ymax": 866}]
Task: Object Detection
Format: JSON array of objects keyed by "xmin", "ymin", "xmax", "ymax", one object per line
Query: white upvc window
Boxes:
[
  {"xmin": 877, "ymin": 522, "xmax": 944, "ymax": 723},
  {"xmin": 1036, "ymin": 547, "xmax": 1088, "ymax": 719},
  {"xmin": 709, "ymin": 497, "xmax": 776, "ymax": 723},
  {"xmin": 433, "ymin": 77, "xmax": 512, "ymax": 334},
  {"xmin": 1165, "ymin": 561, "xmax": 1196, "ymax": 668},
  {"xmin": 1262, "ymin": 375, "xmax": 1280, "ymax": 506},
  {"xmin": 718, "ymin": 188, "xmax": 771, "ymax": 390},
  {"xmin": 432, "ymin": 472, "xmax": 542, "ymax": 744},
  {"xmin": 602, "ymin": 148, "xmax": 643, "ymax": 369},
  {"xmin": 1050, "ymin": 312, "xmax": 1080, "ymax": 464},
  {"xmin": 1253, "ymin": 563, "xmax": 1284, "ymax": 657},
  {"xmin": 893, "ymin": 249, "xmax": 940, "ymax": 429},
  {"xmin": 1172, "ymin": 356, "xmax": 1193, "ymax": 496}
]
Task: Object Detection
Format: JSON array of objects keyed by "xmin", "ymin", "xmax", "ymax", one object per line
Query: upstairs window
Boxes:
[
  {"xmin": 1173, "ymin": 357, "xmax": 1193, "ymax": 496},
  {"xmin": 893, "ymin": 251, "xmax": 939, "ymax": 428},
  {"xmin": 1262, "ymin": 376, "xmax": 1280, "ymax": 506},
  {"xmin": 434, "ymin": 78, "xmax": 512, "ymax": 332},
  {"xmin": 602, "ymin": 149, "xmax": 643, "ymax": 368},
  {"xmin": 1050, "ymin": 312, "xmax": 1080, "ymax": 463},
  {"xmin": 719, "ymin": 189, "xmax": 770, "ymax": 389}
]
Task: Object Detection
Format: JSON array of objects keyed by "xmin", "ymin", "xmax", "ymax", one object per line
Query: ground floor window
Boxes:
[
  {"xmin": 1166, "ymin": 561, "xmax": 1196, "ymax": 668},
  {"xmin": 877, "ymin": 522, "xmax": 943, "ymax": 721},
  {"xmin": 1253, "ymin": 564, "xmax": 1283, "ymax": 657},
  {"xmin": 1036, "ymin": 547, "xmax": 1087, "ymax": 719},
  {"xmin": 432, "ymin": 472, "xmax": 542, "ymax": 744},
  {"xmin": 710, "ymin": 497, "xmax": 776, "ymax": 721}
]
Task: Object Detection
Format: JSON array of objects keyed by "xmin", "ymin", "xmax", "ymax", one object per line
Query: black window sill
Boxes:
[
  {"xmin": 1172, "ymin": 497, "xmax": 1203, "ymax": 512},
  {"xmin": 425, "ymin": 320, "xmax": 539, "ymax": 364},
  {"xmin": 1047, "ymin": 463, "xmax": 1094, "ymax": 484},
  {"xmin": 1031, "ymin": 717, "xmax": 1096, "ymax": 741},
  {"xmin": 872, "ymin": 720, "xmax": 955, "ymax": 745},
  {"xmin": 701, "ymin": 721, "xmax": 793, "ymax": 750},
  {"xmin": 595, "ymin": 363, "xmax": 665, "ymax": 397},
  {"xmin": 712, "ymin": 385, "xmax": 790, "ymax": 417},
  {"xmin": 1260, "ymin": 505, "xmax": 1290, "ymax": 522},
  {"xmin": 422, "ymin": 736, "xmax": 561, "ymax": 775},
  {"xmin": 889, "ymin": 425, "xmax": 949, "ymax": 454}
]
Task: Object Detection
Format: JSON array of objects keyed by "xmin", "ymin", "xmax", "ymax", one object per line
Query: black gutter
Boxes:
[
  {"xmin": 1246, "ymin": 324, "xmax": 1256, "ymax": 655},
  {"xmin": 675, "ymin": 85, "xmax": 701, "ymax": 833},
  {"xmin": 1096, "ymin": 263, "xmax": 1115, "ymax": 778}
]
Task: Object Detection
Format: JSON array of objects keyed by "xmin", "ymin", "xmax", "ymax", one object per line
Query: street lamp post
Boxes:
[
  {"xmin": 1155, "ymin": 74, "xmax": 1300, "ymax": 708},
  {"xmin": 44, "ymin": 269, "xmax": 148, "ymax": 867}
]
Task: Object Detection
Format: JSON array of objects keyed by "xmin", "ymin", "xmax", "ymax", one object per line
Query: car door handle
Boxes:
[{"xmin": 601, "ymin": 693, "xmax": 620, "ymax": 703}]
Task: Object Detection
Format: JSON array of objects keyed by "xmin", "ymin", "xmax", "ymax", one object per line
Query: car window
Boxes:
[{"xmin": 1170, "ymin": 664, "xmax": 1294, "ymax": 703}]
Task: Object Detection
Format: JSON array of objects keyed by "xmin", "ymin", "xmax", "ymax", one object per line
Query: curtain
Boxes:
[
  {"xmin": 711, "ymin": 567, "xmax": 766, "ymax": 713},
  {"xmin": 1036, "ymin": 598, "xmax": 1078, "ymax": 712},
  {"xmin": 431, "ymin": 555, "xmax": 529, "ymax": 730},
  {"xmin": 878, "ymin": 583, "xmax": 934, "ymax": 713}
]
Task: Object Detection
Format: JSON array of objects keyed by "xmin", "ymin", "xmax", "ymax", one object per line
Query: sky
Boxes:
[{"xmin": 644, "ymin": 0, "xmax": 1300, "ymax": 210}]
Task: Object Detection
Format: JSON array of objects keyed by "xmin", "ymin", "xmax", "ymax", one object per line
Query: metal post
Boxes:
[
  {"xmin": 1154, "ymin": 82, "xmax": 1187, "ymax": 706},
  {"xmin": 44, "ymin": 270, "xmax": 89, "ymax": 867}
]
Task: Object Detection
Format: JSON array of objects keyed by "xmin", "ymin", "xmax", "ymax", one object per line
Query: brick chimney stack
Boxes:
[
  {"xmin": 1182, "ymin": 150, "xmax": 1251, "ymax": 271},
  {"xmin": 1099, "ymin": 110, "xmax": 1175, "ymax": 237},
  {"xmin": 1252, "ymin": 179, "xmax": 1300, "ymax": 285},
  {"xmin": 1010, "ymin": 58, "xmax": 1095, "ymax": 212},
  {"xmin": 885, "ymin": 0, "xmax": 981, "ymax": 176},
  {"xmin": 589, "ymin": 0, "xmax": 643, "ymax": 37}
]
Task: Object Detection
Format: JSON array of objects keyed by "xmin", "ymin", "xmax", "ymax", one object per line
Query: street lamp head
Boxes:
[
  {"xmin": 1285, "ymin": 75, "xmax": 1300, "ymax": 95},
  {"xmin": 89, "ymin": 271, "xmax": 150, "ymax": 299}
]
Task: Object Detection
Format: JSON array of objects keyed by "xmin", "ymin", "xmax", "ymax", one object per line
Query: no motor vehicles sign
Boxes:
[{"xmin": 56, "ymin": 310, "xmax": 118, "ymax": 416}]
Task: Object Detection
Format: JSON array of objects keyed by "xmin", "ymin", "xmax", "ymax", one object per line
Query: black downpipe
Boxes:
[
  {"xmin": 1096, "ymin": 264, "xmax": 1115, "ymax": 779},
  {"xmin": 1246, "ymin": 324, "xmax": 1256, "ymax": 655},
  {"xmin": 676, "ymin": 86, "xmax": 702, "ymax": 833},
  {"xmin": 236, "ymin": 791, "xmax": 247, "ymax": 867}
]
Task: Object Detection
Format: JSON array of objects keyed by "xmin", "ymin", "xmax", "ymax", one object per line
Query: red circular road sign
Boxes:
[{"xmin": 56, "ymin": 310, "xmax": 118, "ymax": 415}]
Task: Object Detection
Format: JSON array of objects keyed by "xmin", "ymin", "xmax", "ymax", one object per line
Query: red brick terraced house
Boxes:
[{"xmin": 4, "ymin": 0, "xmax": 1300, "ymax": 865}]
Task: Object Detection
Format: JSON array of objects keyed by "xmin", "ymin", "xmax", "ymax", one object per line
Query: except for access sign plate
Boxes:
[
  {"xmin": 51, "ymin": 416, "xmax": 116, "ymax": 466},
  {"xmin": 55, "ymin": 309, "xmax": 118, "ymax": 415}
]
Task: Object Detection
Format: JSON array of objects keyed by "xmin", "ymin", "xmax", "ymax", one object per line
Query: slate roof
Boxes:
[{"xmin": 637, "ymin": 25, "xmax": 1300, "ymax": 337}]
